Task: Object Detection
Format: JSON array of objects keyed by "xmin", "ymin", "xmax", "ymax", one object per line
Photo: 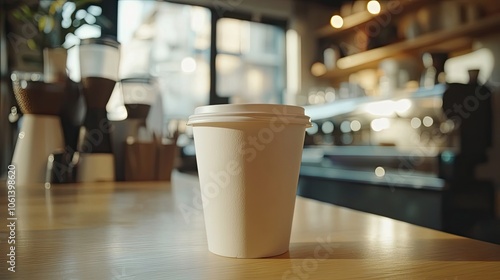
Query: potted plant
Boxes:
[{"xmin": 11, "ymin": 0, "xmax": 111, "ymax": 82}]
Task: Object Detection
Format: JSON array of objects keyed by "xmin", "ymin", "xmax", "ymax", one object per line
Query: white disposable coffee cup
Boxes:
[{"xmin": 187, "ymin": 104, "xmax": 311, "ymax": 258}]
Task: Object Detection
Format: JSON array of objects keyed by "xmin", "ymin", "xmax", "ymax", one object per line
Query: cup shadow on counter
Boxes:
[{"xmin": 271, "ymin": 239, "xmax": 500, "ymax": 261}]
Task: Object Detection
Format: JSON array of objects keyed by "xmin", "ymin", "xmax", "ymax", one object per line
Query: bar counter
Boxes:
[{"xmin": 1, "ymin": 171, "xmax": 499, "ymax": 279}]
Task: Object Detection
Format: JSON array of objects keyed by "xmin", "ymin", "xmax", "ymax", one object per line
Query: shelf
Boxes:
[
  {"xmin": 316, "ymin": 0, "xmax": 434, "ymax": 39},
  {"xmin": 320, "ymin": 15, "xmax": 500, "ymax": 80},
  {"xmin": 316, "ymin": 10, "xmax": 376, "ymax": 38}
]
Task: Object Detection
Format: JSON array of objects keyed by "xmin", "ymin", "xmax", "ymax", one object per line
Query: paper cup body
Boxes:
[{"xmin": 188, "ymin": 104, "xmax": 310, "ymax": 258}]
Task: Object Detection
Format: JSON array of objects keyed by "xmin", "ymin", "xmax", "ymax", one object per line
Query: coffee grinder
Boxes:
[
  {"xmin": 113, "ymin": 77, "xmax": 157, "ymax": 181},
  {"xmin": 121, "ymin": 77, "xmax": 157, "ymax": 135},
  {"xmin": 76, "ymin": 37, "xmax": 120, "ymax": 182},
  {"xmin": 10, "ymin": 72, "xmax": 65, "ymax": 186}
]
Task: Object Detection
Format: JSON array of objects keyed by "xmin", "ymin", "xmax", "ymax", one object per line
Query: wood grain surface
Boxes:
[{"xmin": 1, "ymin": 171, "xmax": 499, "ymax": 279}]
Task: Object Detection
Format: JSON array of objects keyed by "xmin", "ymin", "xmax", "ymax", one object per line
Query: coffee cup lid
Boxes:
[{"xmin": 187, "ymin": 104, "xmax": 311, "ymax": 126}]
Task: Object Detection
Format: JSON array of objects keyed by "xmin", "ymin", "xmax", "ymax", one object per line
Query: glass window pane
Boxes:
[
  {"xmin": 217, "ymin": 18, "xmax": 242, "ymax": 54},
  {"xmin": 216, "ymin": 18, "xmax": 285, "ymax": 104},
  {"xmin": 114, "ymin": 1, "xmax": 211, "ymax": 120}
]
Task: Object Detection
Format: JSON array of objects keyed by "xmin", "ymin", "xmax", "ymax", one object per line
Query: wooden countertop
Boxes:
[{"xmin": 1, "ymin": 172, "xmax": 499, "ymax": 279}]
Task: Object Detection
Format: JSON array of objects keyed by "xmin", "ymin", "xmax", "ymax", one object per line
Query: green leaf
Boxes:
[
  {"xmin": 45, "ymin": 17, "xmax": 55, "ymax": 33},
  {"xmin": 49, "ymin": 0, "xmax": 67, "ymax": 15},
  {"xmin": 12, "ymin": 10, "xmax": 23, "ymax": 20},
  {"xmin": 27, "ymin": 39, "xmax": 38, "ymax": 50},
  {"xmin": 20, "ymin": 5, "xmax": 31, "ymax": 16},
  {"xmin": 49, "ymin": 3, "xmax": 57, "ymax": 15},
  {"xmin": 38, "ymin": 15, "xmax": 47, "ymax": 31},
  {"xmin": 39, "ymin": 16, "xmax": 56, "ymax": 34}
]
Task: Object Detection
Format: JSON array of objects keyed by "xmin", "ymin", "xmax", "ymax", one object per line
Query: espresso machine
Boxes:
[
  {"xmin": 299, "ymin": 78, "xmax": 496, "ymax": 243},
  {"xmin": 76, "ymin": 37, "xmax": 120, "ymax": 182},
  {"xmin": 10, "ymin": 72, "xmax": 65, "ymax": 186}
]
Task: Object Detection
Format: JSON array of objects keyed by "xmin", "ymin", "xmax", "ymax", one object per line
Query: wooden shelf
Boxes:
[
  {"xmin": 320, "ymin": 15, "xmax": 500, "ymax": 80},
  {"xmin": 316, "ymin": 0, "xmax": 434, "ymax": 39},
  {"xmin": 316, "ymin": 10, "xmax": 375, "ymax": 38}
]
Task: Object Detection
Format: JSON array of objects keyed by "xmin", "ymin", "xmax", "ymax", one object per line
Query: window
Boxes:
[
  {"xmin": 116, "ymin": 1, "xmax": 211, "ymax": 120},
  {"xmin": 216, "ymin": 18, "xmax": 285, "ymax": 104},
  {"xmin": 116, "ymin": 0, "xmax": 287, "ymax": 120}
]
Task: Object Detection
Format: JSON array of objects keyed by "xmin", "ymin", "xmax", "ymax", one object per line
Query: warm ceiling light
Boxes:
[
  {"xmin": 367, "ymin": 0, "xmax": 381, "ymax": 15},
  {"xmin": 330, "ymin": 15, "xmax": 343, "ymax": 29},
  {"xmin": 311, "ymin": 62, "xmax": 327, "ymax": 77}
]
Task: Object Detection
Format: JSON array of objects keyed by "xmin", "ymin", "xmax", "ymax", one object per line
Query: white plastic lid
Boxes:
[{"xmin": 187, "ymin": 104, "xmax": 311, "ymax": 126}]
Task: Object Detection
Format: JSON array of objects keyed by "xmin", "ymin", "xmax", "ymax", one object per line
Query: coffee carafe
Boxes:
[{"xmin": 76, "ymin": 37, "xmax": 120, "ymax": 182}]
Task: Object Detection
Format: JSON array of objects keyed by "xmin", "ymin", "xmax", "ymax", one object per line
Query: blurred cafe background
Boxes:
[{"xmin": 1, "ymin": 0, "xmax": 499, "ymax": 243}]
